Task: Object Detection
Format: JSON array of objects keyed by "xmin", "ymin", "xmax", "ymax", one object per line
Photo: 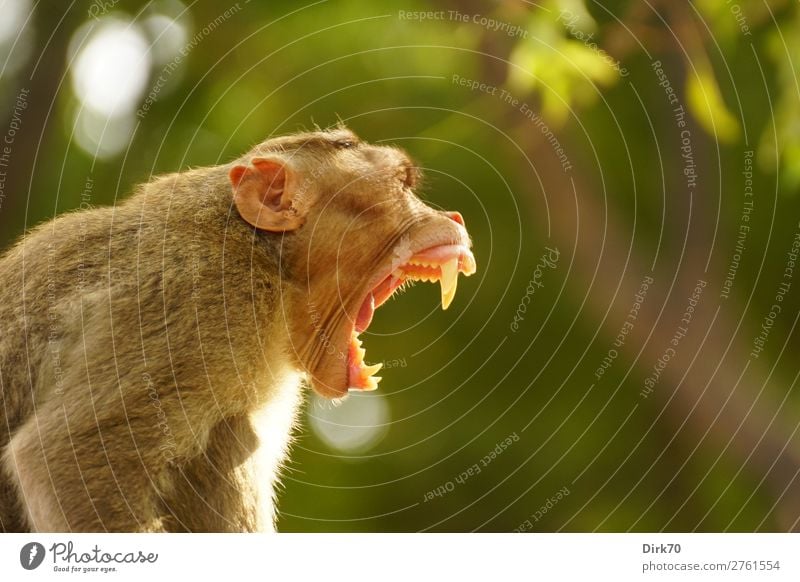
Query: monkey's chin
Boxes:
[
  {"xmin": 342, "ymin": 243, "xmax": 477, "ymax": 396},
  {"xmin": 309, "ymin": 376, "xmax": 350, "ymax": 399}
]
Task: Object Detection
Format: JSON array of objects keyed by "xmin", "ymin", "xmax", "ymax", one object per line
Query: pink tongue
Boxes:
[{"xmin": 355, "ymin": 293, "xmax": 375, "ymax": 332}]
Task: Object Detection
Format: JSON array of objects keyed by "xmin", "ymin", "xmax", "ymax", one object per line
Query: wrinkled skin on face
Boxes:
[{"xmin": 230, "ymin": 127, "xmax": 476, "ymax": 399}]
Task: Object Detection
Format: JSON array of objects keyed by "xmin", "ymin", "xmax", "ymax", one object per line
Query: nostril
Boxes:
[{"xmin": 445, "ymin": 211, "xmax": 465, "ymax": 227}]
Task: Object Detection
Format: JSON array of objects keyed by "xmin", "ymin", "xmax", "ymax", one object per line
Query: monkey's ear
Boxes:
[{"xmin": 229, "ymin": 157, "xmax": 305, "ymax": 232}]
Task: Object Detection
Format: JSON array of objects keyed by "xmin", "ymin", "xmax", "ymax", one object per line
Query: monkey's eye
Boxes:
[{"xmin": 334, "ymin": 139, "xmax": 356, "ymax": 149}]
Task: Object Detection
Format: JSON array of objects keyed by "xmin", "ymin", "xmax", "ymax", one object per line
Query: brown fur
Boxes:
[{"xmin": 0, "ymin": 127, "xmax": 469, "ymax": 532}]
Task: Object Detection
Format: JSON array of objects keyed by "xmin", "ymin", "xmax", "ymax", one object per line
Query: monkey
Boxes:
[{"xmin": 0, "ymin": 126, "xmax": 476, "ymax": 532}]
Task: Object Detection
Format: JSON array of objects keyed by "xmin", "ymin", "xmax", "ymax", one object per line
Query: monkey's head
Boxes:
[{"xmin": 229, "ymin": 127, "xmax": 475, "ymax": 398}]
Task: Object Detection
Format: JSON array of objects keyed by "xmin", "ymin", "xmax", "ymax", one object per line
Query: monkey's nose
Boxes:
[{"xmin": 445, "ymin": 211, "xmax": 465, "ymax": 227}]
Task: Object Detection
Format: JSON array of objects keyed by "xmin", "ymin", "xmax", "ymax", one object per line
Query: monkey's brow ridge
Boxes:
[{"xmin": 263, "ymin": 131, "xmax": 360, "ymax": 153}]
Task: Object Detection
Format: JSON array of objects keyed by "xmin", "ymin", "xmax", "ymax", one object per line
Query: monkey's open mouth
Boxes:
[{"xmin": 347, "ymin": 244, "xmax": 477, "ymax": 391}]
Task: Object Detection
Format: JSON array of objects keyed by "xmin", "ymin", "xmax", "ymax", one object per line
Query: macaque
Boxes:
[{"xmin": 0, "ymin": 127, "xmax": 475, "ymax": 532}]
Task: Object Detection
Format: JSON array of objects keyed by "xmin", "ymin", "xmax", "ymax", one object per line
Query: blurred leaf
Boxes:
[
  {"xmin": 694, "ymin": 0, "xmax": 739, "ymax": 42},
  {"xmin": 783, "ymin": 144, "xmax": 800, "ymax": 192},
  {"xmin": 508, "ymin": 8, "xmax": 620, "ymax": 125},
  {"xmin": 555, "ymin": 0, "xmax": 596, "ymax": 32},
  {"xmin": 685, "ymin": 63, "xmax": 740, "ymax": 143},
  {"xmin": 758, "ymin": 12, "xmax": 800, "ymax": 194}
]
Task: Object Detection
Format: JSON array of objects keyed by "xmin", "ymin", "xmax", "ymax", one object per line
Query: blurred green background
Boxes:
[{"xmin": 1, "ymin": 0, "xmax": 800, "ymax": 532}]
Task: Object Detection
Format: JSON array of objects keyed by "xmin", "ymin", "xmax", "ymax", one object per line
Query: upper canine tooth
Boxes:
[
  {"xmin": 460, "ymin": 252, "xmax": 477, "ymax": 276},
  {"xmin": 440, "ymin": 257, "xmax": 459, "ymax": 310}
]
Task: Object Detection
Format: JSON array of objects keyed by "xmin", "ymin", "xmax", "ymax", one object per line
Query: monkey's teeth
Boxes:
[
  {"xmin": 357, "ymin": 347, "xmax": 366, "ymax": 360},
  {"xmin": 461, "ymin": 252, "xmax": 477, "ymax": 276},
  {"xmin": 440, "ymin": 257, "xmax": 459, "ymax": 310},
  {"xmin": 408, "ymin": 259, "xmax": 432, "ymax": 268},
  {"xmin": 365, "ymin": 376, "xmax": 382, "ymax": 391},
  {"xmin": 363, "ymin": 362, "xmax": 383, "ymax": 377}
]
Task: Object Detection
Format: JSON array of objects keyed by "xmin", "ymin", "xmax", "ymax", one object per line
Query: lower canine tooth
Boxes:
[
  {"xmin": 440, "ymin": 257, "xmax": 459, "ymax": 310},
  {"xmin": 363, "ymin": 363, "xmax": 383, "ymax": 376}
]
